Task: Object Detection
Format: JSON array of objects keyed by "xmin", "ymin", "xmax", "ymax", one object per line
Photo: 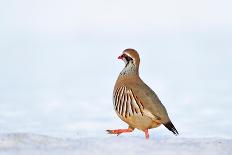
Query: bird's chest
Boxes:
[{"xmin": 113, "ymin": 86, "xmax": 144, "ymax": 118}]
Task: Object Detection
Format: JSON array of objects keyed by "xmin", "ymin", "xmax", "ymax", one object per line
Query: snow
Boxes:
[{"xmin": 0, "ymin": 133, "xmax": 231, "ymax": 155}]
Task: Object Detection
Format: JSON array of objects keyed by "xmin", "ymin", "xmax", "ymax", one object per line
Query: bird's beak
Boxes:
[{"xmin": 118, "ymin": 55, "xmax": 123, "ymax": 59}]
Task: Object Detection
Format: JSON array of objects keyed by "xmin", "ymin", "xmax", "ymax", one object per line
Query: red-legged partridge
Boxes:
[{"xmin": 107, "ymin": 49, "xmax": 178, "ymax": 139}]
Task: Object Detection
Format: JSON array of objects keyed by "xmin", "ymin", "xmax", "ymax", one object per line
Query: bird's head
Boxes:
[{"xmin": 118, "ymin": 48, "xmax": 140, "ymax": 67}]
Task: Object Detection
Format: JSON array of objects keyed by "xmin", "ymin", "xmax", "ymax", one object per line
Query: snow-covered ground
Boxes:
[{"xmin": 0, "ymin": 133, "xmax": 231, "ymax": 155}]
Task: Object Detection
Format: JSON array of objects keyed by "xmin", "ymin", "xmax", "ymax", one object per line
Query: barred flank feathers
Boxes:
[
  {"xmin": 164, "ymin": 121, "xmax": 179, "ymax": 135},
  {"xmin": 114, "ymin": 86, "xmax": 144, "ymax": 117}
]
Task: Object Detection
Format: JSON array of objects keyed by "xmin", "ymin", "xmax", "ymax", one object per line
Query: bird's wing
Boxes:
[
  {"xmin": 128, "ymin": 83, "xmax": 179, "ymax": 135},
  {"xmin": 128, "ymin": 80, "xmax": 171, "ymax": 123}
]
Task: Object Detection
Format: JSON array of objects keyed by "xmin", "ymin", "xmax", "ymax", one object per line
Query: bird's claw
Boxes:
[{"xmin": 106, "ymin": 130, "xmax": 121, "ymax": 136}]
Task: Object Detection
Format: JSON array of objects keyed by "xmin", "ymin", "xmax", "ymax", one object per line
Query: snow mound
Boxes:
[{"xmin": 0, "ymin": 133, "xmax": 231, "ymax": 155}]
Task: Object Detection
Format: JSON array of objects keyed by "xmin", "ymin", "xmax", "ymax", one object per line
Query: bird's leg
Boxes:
[
  {"xmin": 144, "ymin": 129, "xmax": 149, "ymax": 139},
  {"xmin": 106, "ymin": 126, "xmax": 134, "ymax": 136}
]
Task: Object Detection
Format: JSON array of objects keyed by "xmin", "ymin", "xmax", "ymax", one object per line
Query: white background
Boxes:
[{"xmin": 0, "ymin": 0, "xmax": 231, "ymax": 145}]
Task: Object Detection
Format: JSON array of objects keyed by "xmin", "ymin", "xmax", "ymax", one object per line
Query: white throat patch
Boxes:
[{"xmin": 120, "ymin": 61, "xmax": 137, "ymax": 76}]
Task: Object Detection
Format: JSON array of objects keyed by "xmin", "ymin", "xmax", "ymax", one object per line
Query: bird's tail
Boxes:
[{"xmin": 163, "ymin": 121, "xmax": 179, "ymax": 135}]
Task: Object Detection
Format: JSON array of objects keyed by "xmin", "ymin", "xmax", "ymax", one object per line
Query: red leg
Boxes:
[
  {"xmin": 106, "ymin": 127, "xmax": 134, "ymax": 136},
  {"xmin": 144, "ymin": 129, "xmax": 149, "ymax": 139}
]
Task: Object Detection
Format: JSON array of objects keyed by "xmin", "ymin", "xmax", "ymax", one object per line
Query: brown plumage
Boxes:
[{"xmin": 107, "ymin": 48, "xmax": 178, "ymax": 139}]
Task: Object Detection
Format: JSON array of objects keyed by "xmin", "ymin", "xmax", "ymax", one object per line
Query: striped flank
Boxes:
[{"xmin": 113, "ymin": 86, "xmax": 144, "ymax": 118}]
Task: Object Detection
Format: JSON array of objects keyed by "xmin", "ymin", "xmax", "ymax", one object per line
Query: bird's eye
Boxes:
[
  {"xmin": 125, "ymin": 55, "xmax": 133, "ymax": 62},
  {"xmin": 122, "ymin": 54, "xmax": 126, "ymax": 58}
]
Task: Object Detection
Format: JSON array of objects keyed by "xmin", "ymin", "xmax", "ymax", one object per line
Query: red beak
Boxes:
[{"xmin": 118, "ymin": 55, "xmax": 123, "ymax": 59}]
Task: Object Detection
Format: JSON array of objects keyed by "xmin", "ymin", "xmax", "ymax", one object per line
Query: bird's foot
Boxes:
[{"xmin": 106, "ymin": 128, "xmax": 133, "ymax": 136}]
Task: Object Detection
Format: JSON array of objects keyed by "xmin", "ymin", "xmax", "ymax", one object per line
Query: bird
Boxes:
[{"xmin": 107, "ymin": 48, "xmax": 178, "ymax": 139}]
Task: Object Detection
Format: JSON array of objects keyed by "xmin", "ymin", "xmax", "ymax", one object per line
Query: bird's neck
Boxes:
[{"xmin": 119, "ymin": 61, "xmax": 139, "ymax": 77}]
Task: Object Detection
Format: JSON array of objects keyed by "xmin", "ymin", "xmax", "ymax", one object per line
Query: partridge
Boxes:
[{"xmin": 107, "ymin": 49, "xmax": 178, "ymax": 139}]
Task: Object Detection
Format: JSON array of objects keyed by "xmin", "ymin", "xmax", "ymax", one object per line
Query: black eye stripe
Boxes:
[{"xmin": 124, "ymin": 55, "xmax": 133, "ymax": 61}]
